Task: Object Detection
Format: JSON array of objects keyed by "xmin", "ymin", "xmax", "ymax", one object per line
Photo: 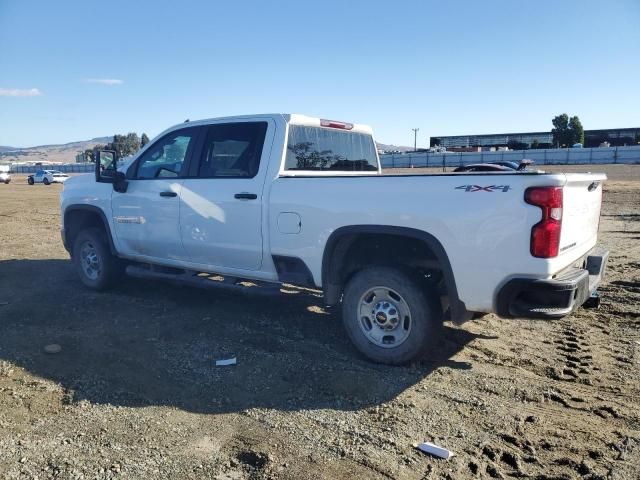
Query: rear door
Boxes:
[
  {"xmin": 179, "ymin": 120, "xmax": 273, "ymax": 271},
  {"xmin": 111, "ymin": 127, "xmax": 201, "ymax": 260}
]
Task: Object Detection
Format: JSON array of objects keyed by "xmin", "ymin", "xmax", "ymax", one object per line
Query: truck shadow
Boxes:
[{"xmin": 0, "ymin": 259, "xmax": 487, "ymax": 414}]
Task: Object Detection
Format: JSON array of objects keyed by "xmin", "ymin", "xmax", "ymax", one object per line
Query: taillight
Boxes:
[
  {"xmin": 320, "ymin": 119, "xmax": 354, "ymax": 130},
  {"xmin": 525, "ymin": 186, "xmax": 563, "ymax": 258}
]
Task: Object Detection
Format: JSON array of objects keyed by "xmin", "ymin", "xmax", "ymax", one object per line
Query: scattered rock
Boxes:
[{"xmin": 236, "ymin": 450, "xmax": 269, "ymax": 470}]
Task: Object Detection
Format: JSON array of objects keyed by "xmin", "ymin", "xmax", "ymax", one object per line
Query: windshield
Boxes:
[{"xmin": 285, "ymin": 125, "xmax": 378, "ymax": 172}]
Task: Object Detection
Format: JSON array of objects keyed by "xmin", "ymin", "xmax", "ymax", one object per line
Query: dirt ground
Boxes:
[{"xmin": 0, "ymin": 166, "xmax": 638, "ymax": 480}]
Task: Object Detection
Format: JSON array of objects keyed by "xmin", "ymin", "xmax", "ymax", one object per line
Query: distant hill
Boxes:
[
  {"xmin": 0, "ymin": 136, "xmax": 113, "ymax": 164},
  {"xmin": 24, "ymin": 136, "xmax": 113, "ymax": 150},
  {"xmin": 376, "ymin": 143, "xmax": 413, "ymax": 153}
]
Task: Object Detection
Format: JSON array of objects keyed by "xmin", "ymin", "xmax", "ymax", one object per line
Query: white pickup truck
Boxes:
[{"xmin": 60, "ymin": 114, "xmax": 609, "ymax": 364}]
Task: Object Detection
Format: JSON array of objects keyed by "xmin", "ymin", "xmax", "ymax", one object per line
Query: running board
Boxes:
[{"xmin": 125, "ymin": 265, "xmax": 283, "ymax": 296}]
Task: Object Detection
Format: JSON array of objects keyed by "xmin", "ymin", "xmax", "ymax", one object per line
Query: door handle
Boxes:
[
  {"xmin": 159, "ymin": 191, "xmax": 177, "ymax": 197},
  {"xmin": 234, "ymin": 192, "xmax": 257, "ymax": 200}
]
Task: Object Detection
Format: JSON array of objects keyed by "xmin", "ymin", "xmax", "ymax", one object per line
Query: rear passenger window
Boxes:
[{"xmin": 198, "ymin": 122, "xmax": 267, "ymax": 178}]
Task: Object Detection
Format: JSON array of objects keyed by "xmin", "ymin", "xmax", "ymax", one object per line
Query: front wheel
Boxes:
[
  {"xmin": 72, "ymin": 228, "xmax": 123, "ymax": 290},
  {"xmin": 341, "ymin": 267, "xmax": 442, "ymax": 365},
  {"xmin": 43, "ymin": 177, "xmax": 50, "ymax": 185}
]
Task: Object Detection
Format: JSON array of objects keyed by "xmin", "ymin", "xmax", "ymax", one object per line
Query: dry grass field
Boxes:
[{"xmin": 0, "ymin": 166, "xmax": 638, "ymax": 479}]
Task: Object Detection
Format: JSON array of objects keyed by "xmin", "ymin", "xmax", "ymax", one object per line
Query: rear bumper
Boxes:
[{"xmin": 496, "ymin": 246, "xmax": 609, "ymax": 319}]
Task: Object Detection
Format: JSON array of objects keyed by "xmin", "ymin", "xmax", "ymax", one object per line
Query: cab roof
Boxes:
[{"xmin": 164, "ymin": 114, "xmax": 373, "ymax": 136}]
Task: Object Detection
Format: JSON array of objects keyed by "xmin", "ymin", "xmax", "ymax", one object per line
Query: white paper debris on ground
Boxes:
[
  {"xmin": 414, "ymin": 441, "xmax": 454, "ymax": 459},
  {"xmin": 215, "ymin": 357, "xmax": 237, "ymax": 366}
]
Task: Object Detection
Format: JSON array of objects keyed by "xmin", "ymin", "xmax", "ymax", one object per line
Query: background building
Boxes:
[{"xmin": 431, "ymin": 127, "xmax": 640, "ymax": 149}]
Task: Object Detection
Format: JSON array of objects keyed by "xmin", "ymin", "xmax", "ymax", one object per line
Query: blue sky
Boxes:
[{"xmin": 1, "ymin": 0, "xmax": 639, "ymax": 147}]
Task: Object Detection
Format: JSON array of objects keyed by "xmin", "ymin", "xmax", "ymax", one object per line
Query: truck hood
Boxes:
[{"xmin": 62, "ymin": 173, "xmax": 94, "ymax": 189}]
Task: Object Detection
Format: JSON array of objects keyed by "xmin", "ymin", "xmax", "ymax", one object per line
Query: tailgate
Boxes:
[{"xmin": 559, "ymin": 173, "xmax": 607, "ymax": 259}]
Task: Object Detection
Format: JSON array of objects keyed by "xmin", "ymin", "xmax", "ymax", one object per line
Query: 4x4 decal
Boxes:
[{"xmin": 455, "ymin": 185, "xmax": 511, "ymax": 192}]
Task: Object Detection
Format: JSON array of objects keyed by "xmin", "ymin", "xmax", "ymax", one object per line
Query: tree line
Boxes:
[
  {"xmin": 499, "ymin": 114, "xmax": 584, "ymax": 150},
  {"xmin": 551, "ymin": 113, "xmax": 584, "ymax": 148},
  {"xmin": 84, "ymin": 132, "xmax": 150, "ymax": 162},
  {"xmin": 512, "ymin": 113, "xmax": 585, "ymax": 150}
]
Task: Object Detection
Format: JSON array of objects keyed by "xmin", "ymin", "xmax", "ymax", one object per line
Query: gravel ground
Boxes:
[{"xmin": 0, "ymin": 166, "xmax": 638, "ymax": 479}]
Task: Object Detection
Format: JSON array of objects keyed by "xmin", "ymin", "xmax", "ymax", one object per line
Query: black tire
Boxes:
[
  {"xmin": 72, "ymin": 228, "xmax": 123, "ymax": 290},
  {"xmin": 341, "ymin": 267, "xmax": 442, "ymax": 365},
  {"xmin": 28, "ymin": 177, "xmax": 34, "ymax": 185},
  {"xmin": 43, "ymin": 177, "xmax": 50, "ymax": 185}
]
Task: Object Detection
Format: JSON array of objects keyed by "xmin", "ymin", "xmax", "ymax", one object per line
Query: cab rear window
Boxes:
[{"xmin": 284, "ymin": 125, "xmax": 378, "ymax": 171}]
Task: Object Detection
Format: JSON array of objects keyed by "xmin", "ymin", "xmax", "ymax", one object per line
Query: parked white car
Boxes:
[
  {"xmin": 28, "ymin": 170, "xmax": 69, "ymax": 185},
  {"xmin": 60, "ymin": 114, "xmax": 609, "ymax": 364},
  {"xmin": 0, "ymin": 171, "xmax": 10, "ymax": 184}
]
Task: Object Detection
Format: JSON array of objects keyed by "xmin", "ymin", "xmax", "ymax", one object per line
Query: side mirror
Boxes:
[
  {"xmin": 95, "ymin": 150, "xmax": 128, "ymax": 192},
  {"xmin": 96, "ymin": 150, "xmax": 117, "ymax": 182}
]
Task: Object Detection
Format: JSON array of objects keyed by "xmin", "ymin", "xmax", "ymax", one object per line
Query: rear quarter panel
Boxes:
[{"xmin": 268, "ymin": 172, "xmax": 586, "ymax": 312}]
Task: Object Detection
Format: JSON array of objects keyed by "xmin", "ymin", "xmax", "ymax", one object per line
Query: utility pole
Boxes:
[{"xmin": 412, "ymin": 128, "xmax": 419, "ymax": 152}]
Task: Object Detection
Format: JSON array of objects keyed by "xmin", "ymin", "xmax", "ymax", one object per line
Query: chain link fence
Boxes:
[
  {"xmin": 9, "ymin": 163, "xmax": 96, "ymax": 174},
  {"xmin": 381, "ymin": 145, "xmax": 640, "ymax": 168}
]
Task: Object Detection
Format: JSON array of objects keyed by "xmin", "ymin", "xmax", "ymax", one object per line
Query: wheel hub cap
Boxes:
[
  {"xmin": 80, "ymin": 242, "xmax": 101, "ymax": 280},
  {"xmin": 373, "ymin": 302, "xmax": 399, "ymax": 330},
  {"xmin": 358, "ymin": 287, "xmax": 412, "ymax": 348}
]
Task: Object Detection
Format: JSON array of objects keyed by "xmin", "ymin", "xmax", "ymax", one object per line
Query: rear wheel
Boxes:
[
  {"xmin": 72, "ymin": 228, "xmax": 123, "ymax": 290},
  {"xmin": 28, "ymin": 177, "xmax": 34, "ymax": 185},
  {"xmin": 341, "ymin": 267, "xmax": 442, "ymax": 365},
  {"xmin": 43, "ymin": 177, "xmax": 50, "ymax": 185}
]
